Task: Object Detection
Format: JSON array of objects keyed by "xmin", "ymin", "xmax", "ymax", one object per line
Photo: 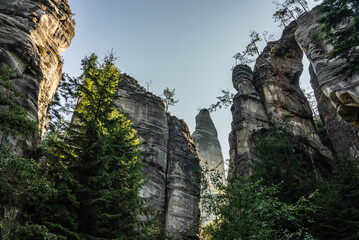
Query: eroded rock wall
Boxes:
[
  {"xmin": 166, "ymin": 116, "xmax": 200, "ymax": 239},
  {"xmin": 0, "ymin": 0, "xmax": 75, "ymax": 150},
  {"xmin": 295, "ymin": 11, "xmax": 359, "ymax": 130},
  {"xmin": 253, "ymin": 21, "xmax": 332, "ymax": 166},
  {"xmin": 116, "ymin": 74, "xmax": 200, "ymax": 239},
  {"xmin": 310, "ymin": 64, "xmax": 359, "ymax": 159}
]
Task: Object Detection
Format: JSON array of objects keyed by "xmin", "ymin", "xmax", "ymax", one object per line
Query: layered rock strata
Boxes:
[
  {"xmin": 295, "ymin": 11, "xmax": 359, "ymax": 130},
  {"xmin": 166, "ymin": 116, "xmax": 201, "ymax": 239},
  {"xmin": 229, "ymin": 65, "xmax": 269, "ymax": 178},
  {"xmin": 0, "ymin": 0, "xmax": 75, "ymax": 150},
  {"xmin": 192, "ymin": 109, "xmax": 225, "ymax": 226},
  {"xmin": 116, "ymin": 74, "xmax": 200, "ymax": 239},
  {"xmin": 253, "ymin": 21, "xmax": 332, "ymax": 165},
  {"xmin": 310, "ymin": 64, "xmax": 359, "ymax": 159}
]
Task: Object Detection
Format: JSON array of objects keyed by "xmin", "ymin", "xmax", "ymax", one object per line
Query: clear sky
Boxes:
[{"xmin": 62, "ymin": 0, "xmax": 319, "ymax": 161}]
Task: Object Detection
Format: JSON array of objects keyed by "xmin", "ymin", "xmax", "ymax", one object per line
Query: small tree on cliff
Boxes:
[
  {"xmin": 162, "ymin": 87, "xmax": 179, "ymax": 113},
  {"xmin": 43, "ymin": 53, "xmax": 146, "ymax": 239}
]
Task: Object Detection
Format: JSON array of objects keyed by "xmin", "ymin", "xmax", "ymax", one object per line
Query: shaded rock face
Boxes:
[
  {"xmin": 229, "ymin": 65, "xmax": 269, "ymax": 178},
  {"xmin": 166, "ymin": 116, "xmax": 200, "ymax": 239},
  {"xmin": 0, "ymin": 0, "xmax": 75, "ymax": 150},
  {"xmin": 116, "ymin": 74, "xmax": 200, "ymax": 239},
  {"xmin": 310, "ymin": 64, "xmax": 359, "ymax": 159},
  {"xmin": 295, "ymin": 11, "xmax": 359, "ymax": 130},
  {"xmin": 192, "ymin": 109, "xmax": 225, "ymax": 226}
]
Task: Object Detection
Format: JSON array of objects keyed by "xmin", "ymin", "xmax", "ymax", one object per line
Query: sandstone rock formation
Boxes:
[
  {"xmin": 253, "ymin": 21, "xmax": 332, "ymax": 166},
  {"xmin": 192, "ymin": 109, "xmax": 225, "ymax": 226},
  {"xmin": 166, "ymin": 115, "xmax": 201, "ymax": 239},
  {"xmin": 295, "ymin": 11, "xmax": 359, "ymax": 130},
  {"xmin": 229, "ymin": 65, "xmax": 269, "ymax": 178},
  {"xmin": 229, "ymin": 22, "xmax": 333, "ymax": 179},
  {"xmin": 310, "ymin": 64, "xmax": 359, "ymax": 159},
  {"xmin": 0, "ymin": 0, "xmax": 75, "ymax": 151},
  {"xmin": 116, "ymin": 74, "xmax": 200, "ymax": 239}
]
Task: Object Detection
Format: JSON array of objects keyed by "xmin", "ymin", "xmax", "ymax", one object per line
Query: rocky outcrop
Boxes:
[
  {"xmin": 229, "ymin": 22, "xmax": 333, "ymax": 179},
  {"xmin": 253, "ymin": 21, "xmax": 332, "ymax": 166},
  {"xmin": 310, "ymin": 64, "xmax": 359, "ymax": 159},
  {"xmin": 0, "ymin": 0, "xmax": 75, "ymax": 150},
  {"xmin": 166, "ymin": 116, "xmax": 200, "ymax": 239},
  {"xmin": 192, "ymin": 109, "xmax": 225, "ymax": 226},
  {"xmin": 229, "ymin": 65, "xmax": 269, "ymax": 178},
  {"xmin": 116, "ymin": 74, "xmax": 200, "ymax": 239},
  {"xmin": 295, "ymin": 11, "xmax": 359, "ymax": 130}
]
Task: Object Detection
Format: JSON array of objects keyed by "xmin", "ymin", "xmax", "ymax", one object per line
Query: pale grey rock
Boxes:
[
  {"xmin": 295, "ymin": 11, "xmax": 359, "ymax": 130},
  {"xmin": 116, "ymin": 74, "xmax": 169, "ymax": 224},
  {"xmin": 116, "ymin": 74, "xmax": 200, "ymax": 239},
  {"xmin": 310, "ymin": 64, "xmax": 359, "ymax": 159},
  {"xmin": 192, "ymin": 109, "xmax": 225, "ymax": 226},
  {"xmin": 253, "ymin": 21, "xmax": 332, "ymax": 164},
  {"xmin": 166, "ymin": 116, "xmax": 200, "ymax": 239},
  {"xmin": 229, "ymin": 64, "xmax": 269, "ymax": 178},
  {"xmin": 0, "ymin": 0, "xmax": 75, "ymax": 151}
]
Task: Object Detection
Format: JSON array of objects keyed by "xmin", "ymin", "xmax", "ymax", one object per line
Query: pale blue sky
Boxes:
[{"xmin": 62, "ymin": 0, "xmax": 318, "ymax": 161}]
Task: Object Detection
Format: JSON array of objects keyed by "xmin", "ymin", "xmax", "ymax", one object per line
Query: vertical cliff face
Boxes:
[
  {"xmin": 310, "ymin": 65, "xmax": 359, "ymax": 159},
  {"xmin": 229, "ymin": 65, "xmax": 269, "ymax": 178},
  {"xmin": 166, "ymin": 116, "xmax": 200, "ymax": 239},
  {"xmin": 295, "ymin": 11, "xmax": 359, "ymax": 130},
  {"xmin": 116, "ymin": 74, "xmax": 200, "ymax": 239},
  {"xmin": 192, "ymin": 109, "xmax": 225, "ymax": 226},
  {"xmin": 0, "ymin": 0, "xmax": 75, "ymax": 150}
]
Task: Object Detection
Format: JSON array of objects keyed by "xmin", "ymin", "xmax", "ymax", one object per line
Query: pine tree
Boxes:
[
  {"xmin": 43, "ymin": 53, "xmax": 145, "ymax": 239},
  {"xmin": 315, "ymin": 0, "xmax": 359, "ymax": 78}
]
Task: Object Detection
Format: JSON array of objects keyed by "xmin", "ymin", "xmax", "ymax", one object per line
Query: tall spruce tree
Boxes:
[{"xmin": 43, "ymin": 53, "xmax": 145, "ymax": 239}]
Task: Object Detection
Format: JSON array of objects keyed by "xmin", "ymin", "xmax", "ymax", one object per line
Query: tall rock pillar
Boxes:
[{"xmin": 192, "ymin": 109, "xmax": 225, "ymax": 226}]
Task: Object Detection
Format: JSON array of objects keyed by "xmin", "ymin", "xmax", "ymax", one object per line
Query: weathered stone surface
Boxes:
[
  {"xmin": 116, "ymin": 74, "xmax": 169, "ymax": 223},
  {"xmin": 229, "ymin": 64, "xmax": 269, "ymax": 178},
  {"xmin": 166, "ymin": 115, "xmax": 200, "ymax": 239},
  {"xmin": 192, "ymin": 109, "xmax": 225, "ymax": 226},
  {"xmin": 310, "ymin": 64, "xmax": 359, "ymax": 159},
  {"xmin": 0, "ymin": 0, "xmax": 75, "ymax": 150},
  {"xmin": 295, "ymin": 11, "xmax": 359, "ymax": 130},
  {"xmin": 253, "ymin": 21, "xmax": 332, "ymax": 163},
  {"xmin": 116, "ymin": 74, "xmax": 200, "ymax": 238}
]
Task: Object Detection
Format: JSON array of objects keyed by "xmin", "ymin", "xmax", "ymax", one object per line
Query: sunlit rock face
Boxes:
[
  {"xmin": 229, "ymin": 65, "xmax": 269, "ymax": 178},
  {"xmin": 116, "ymin": 74, "xmax": 200, "ymax": 239},
  {"xmin": 192, "ymin": 109, "xmax": 225, "ymax": 226},
  {"xmin": 310, "ymin": 65, "xmax": 359, "ymax": 159},
  {"xmin": 295, "ymin": 11, "xmax": 359, "ymax": 130},
  {"xmin": 253, "ymin": 21, "xmax": 332, "ymax": 166},
  {"xmin": 0, "ymin": 0, "xmax": 75, "ymax": 151}
]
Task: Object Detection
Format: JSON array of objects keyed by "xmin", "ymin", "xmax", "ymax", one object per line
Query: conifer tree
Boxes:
[
  {"xmin": 43, "ymin": 53, "xmax": 145, "ymax": 239},
  {"xmin": 315, "ymin": 0, "xmax": 359, "ymax": 78}
]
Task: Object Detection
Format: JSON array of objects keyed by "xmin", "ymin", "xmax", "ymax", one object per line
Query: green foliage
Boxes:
[
  {"xmin": 0, "ymin": 63, "xmax": 36, "ymax": 143},
  {"xmin": 42, "ymin": 53, "xmax": 147, "ymax": 239},
  {"xmin": 200, "ymin": 174, "xmax": 316, "ymax": 240},
  {"xmin": 315, "ymin": 0, "xmax": 359, "ymax": 78},
  {"xmin": 208, "ymin": 89, "xmax": 234, "ymax": 112},
  {"xmin": 310, "ymin": 156, "xmax": 359, "ymax": 240},
  {"xmin": 252, "ymin": 121, "xmax": 318, "ymax": 203},
  {"xmin": 162, "ymin": 87, "xmax": 179, "ymax": 113}
]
